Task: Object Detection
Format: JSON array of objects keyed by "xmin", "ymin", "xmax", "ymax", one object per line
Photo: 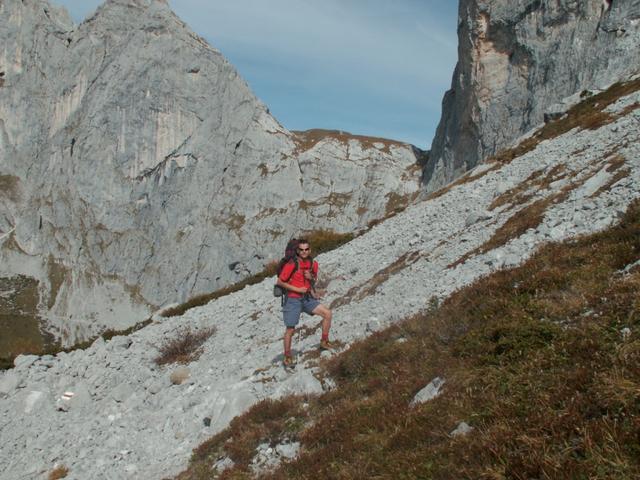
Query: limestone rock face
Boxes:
[
  {"xmin": 425, "ymin": 0, "xmax": 640, "ymax": 190},
  {"xmin": 0, "ymin": 0, "xmax": 421, "ymax": 345}
]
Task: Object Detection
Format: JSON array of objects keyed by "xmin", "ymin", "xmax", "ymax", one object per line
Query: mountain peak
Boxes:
[{"xmin": 85, "ymin": 0, "xmax": 176, "ymax": 27}]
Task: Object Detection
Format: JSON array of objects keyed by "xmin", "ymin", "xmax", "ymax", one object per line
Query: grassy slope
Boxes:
[
  {"xmin": 174, "ymin": 198, "xmax": 640, "ymax": 480},
  {"xmin": 170, "ymin": 80, "xmax": 640, "ymax": 480}
]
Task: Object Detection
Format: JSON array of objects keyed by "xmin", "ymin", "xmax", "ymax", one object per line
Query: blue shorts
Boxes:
[{"xmin": 282, "ymin": 295, "xmax": 321, "ymax": 328}]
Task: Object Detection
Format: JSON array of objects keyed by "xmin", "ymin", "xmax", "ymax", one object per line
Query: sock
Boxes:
[
  {"xmin": 321, "ymin": 333, "xmax": 329, "ymax": 341},
  {"xmin": 284, "ymin": 350, "xmax": 291, "ymax": 357}
]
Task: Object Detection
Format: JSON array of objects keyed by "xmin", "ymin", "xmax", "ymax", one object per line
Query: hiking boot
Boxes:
[
  {"xmin": 319, "ymin": 339, "xmax": 334, "ymax": 351},
  {"xmin": 283, "ymin": 355, "xmax": 295, "ymax": 368}
]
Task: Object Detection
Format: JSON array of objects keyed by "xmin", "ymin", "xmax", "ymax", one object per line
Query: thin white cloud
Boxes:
[
  {"xmin": 186, "ymin": 0, "xmax": 456, "ymax": 86},
  {"xmin": 183, "ymin": 0, "xmax": 457, "ymax": 116}
]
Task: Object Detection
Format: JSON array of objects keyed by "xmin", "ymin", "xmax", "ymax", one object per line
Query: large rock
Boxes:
[
  {"xmin": 0, "ymin": 0, "xmax": 421, "ymax": 346},
  {"xmin": 425, "ymin": 0, "xmax": 640, "ymax": 190},
  {"xmin": 0, "ymin": 371, "xmax": 20, "ymax": 397},
  {"xmin": 410, "ymin": 376, "xmax": 445, "ymax": 406}
]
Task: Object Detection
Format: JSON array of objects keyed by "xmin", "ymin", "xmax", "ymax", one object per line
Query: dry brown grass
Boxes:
[
  {"xmin": 301, "ymin": 230, "xmax": 354, "ymax": 255},
  {"xmin": 606, "ymin": 153, "xmax": 627, "ymax": 172},
  {"xmin": 1, "ymin": 307, "xmax": 152, "ymax": 372},
  {"xmin": 489, "ymin": 77, "xmax": 640, "ymax": 167},
  {"xmin": 384, "ymin": 191, "xmax": 419, "ymax": 218},
  {"xmin": 0, "ymin": 174, "xmax": 20, "ymax": 201},
  {"xmin": 451, "ymin": 164, "xmax": 603, "ymax": 270},
  {"xmin": 48, "ymin": 465, "xmax": 69, "ymax": 480},
  {"xmin": 154, "ymin": 326, "xmax": 216, "ymax": 366},
  {"xmin": 618, "ymin": 102, "xmax": 640, "ymax": 117},
  {"xmin": 331, "ymin": 251, "xmax": 421, "ymax": 309},
  {"xmin": 365, "ymin": 191, "xmax": 421, "ymax": 230},
  {"xmin": 590, "ymin": 154, "xmax": 630, "ymax": 199},
  {"xmin": 292, "ymin": 129, "xmax": 409, "ymax": 155},
  {"xmin": 426, "ymin": 163, "xmax": 502, "ymax": 201},
  {"xmin": 490, "ymin": 164, "xmax": 567, "ymax": 211},
  {"xmin": 449, "ymin": 192, "xmax": 565, "ymax": 269},
  {"xmin": 173, "ymin": 200, "xmax": 640, "ymax": 480},
  {"xmin": 299, "ymin": 193, "xmax": 355, "ymax": 219},
  {"xmin": 175, "ymin": 397, "xmax": 311, "ymax": 479}
]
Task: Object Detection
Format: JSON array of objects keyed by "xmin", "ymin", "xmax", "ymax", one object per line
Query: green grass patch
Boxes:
[
  {"xmin": 0, "ymin": 318, "xmax": 153, "ymax": 371},
  {"xmin": 174, "ymin": 199, "xmax": 640, "ymax": 479}
]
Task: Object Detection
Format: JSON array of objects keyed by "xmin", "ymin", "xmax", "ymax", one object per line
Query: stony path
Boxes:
[{"xmin": 1, "ymin": 91, "xmax": 639, "ymax": 479}]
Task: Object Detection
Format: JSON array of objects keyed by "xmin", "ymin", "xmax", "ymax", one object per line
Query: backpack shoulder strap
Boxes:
[{"xmin": 282, "ymin": 258, "xmax": 299, "ymax": 282}]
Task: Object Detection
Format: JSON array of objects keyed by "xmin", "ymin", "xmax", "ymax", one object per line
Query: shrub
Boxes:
[
  {"xmin": 48, "ymin": 465, "xmax": 69, "ymax": 480},
  {"xmin": 302, "ymin": 229, "xmax": 354, "ymax": 255},
  {"xmin": 154, "ymin": 327, "xmax": 216, "ymax": 365}
]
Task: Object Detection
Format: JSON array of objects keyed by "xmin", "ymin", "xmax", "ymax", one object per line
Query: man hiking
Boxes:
[{"xmin": 276, "ymin": 238, "xmax": 333, "ymax": 367}]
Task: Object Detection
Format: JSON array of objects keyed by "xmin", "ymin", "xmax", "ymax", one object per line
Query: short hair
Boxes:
[{"xmin": 297, "ymin": 238, "xmax": 310, "ymax": 246}]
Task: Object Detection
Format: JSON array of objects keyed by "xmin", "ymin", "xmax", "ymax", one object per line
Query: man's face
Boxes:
[{"xmin": 297, "ymin": 243, "xmax": 311, "ymax": 258}]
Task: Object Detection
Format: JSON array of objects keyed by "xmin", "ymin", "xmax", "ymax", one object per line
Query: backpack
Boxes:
[{"xmin": 274, "ymin": 239, "xmax": 301, "ymax": 299}]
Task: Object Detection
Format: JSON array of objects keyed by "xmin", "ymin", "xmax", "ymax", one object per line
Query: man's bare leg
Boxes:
[
  {"xmin": 312, "ymin": 304, "xmax": 332, "ymax": 343},
  {"xmin": 284, "ymin": 327, "xmax": 295, "ymax": 357}
]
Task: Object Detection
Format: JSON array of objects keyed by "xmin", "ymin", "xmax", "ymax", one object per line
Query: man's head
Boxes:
[{"xmin": 296, "ymin": 239, "xmax": 311, "ymax": 258}]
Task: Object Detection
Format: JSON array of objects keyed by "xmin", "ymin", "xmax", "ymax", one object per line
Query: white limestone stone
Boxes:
[{"xmin": 410, "ymin": 377, "xmax": 445, "ymax": 406}]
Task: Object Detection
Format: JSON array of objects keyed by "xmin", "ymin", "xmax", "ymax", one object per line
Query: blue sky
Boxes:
[{"xmin": 51, "ymin": 0, "xmax": 458, "ymax": 149}]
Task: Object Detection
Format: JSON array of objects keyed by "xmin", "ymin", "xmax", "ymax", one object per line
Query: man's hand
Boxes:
[{"xmin": 311, "ymin": 288, "xmax": 325, "ymax": 299}]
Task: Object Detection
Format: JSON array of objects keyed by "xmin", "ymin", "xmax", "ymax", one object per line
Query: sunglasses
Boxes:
[{"xmin": 297, "ymin": 247, "xmax": 310, "ymax": 252}]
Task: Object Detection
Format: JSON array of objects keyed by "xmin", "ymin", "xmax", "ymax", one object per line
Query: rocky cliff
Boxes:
[
  {"xmin": 0, "ymin": 0, "xmax": 421, "ymax": 346},
  {"xmin": 424, "ymin": 0, "xmax": 640, "ymax": 190}
]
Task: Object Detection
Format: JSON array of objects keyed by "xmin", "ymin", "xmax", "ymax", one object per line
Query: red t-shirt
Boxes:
[{"xmin": 279, "ymin": 258, "xmax": 318, "ymax": 298}]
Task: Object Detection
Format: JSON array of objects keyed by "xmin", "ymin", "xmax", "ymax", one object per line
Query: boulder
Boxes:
[
  {"xmin": 169, "ymin": 367, "xmax": 191, "ymax": 386},
  {"xmin": 410, "ymin": 377, "xmax": 445, "ymax": 406},
  {"xmin": 450, "ymin": 421, "xmax": 474, "ymax": 437},
  {"xmin": 272, "ymin": 370, "xmax": 323, "ymax": 399},
  {"xmin": 0, "ymin": 371, "xmax": 21, "ymax": 397},
  {"xmin": 13, "ymin": 355, "xmax": 38, "ymax": 369},
  {"xmin": 111, "ymin": 383, "xmax": 135, "ymax": 403}
]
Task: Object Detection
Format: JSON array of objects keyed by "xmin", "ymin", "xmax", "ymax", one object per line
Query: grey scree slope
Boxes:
[
  {"xmin": 0, "ymin": 0, "xmax": 421, "ymax": 345},
  {"xmin": 1, "ymin": 86, "xmax": 639, "ymax": 479},
  {"xmin": 425, "ymin": 0, "xmax": 640, "ymax": 190}
]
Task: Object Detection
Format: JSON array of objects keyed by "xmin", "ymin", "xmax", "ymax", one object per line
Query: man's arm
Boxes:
[{"xmin": 308, "ymin": 260, "xmax": 324, "ymax": 299}]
